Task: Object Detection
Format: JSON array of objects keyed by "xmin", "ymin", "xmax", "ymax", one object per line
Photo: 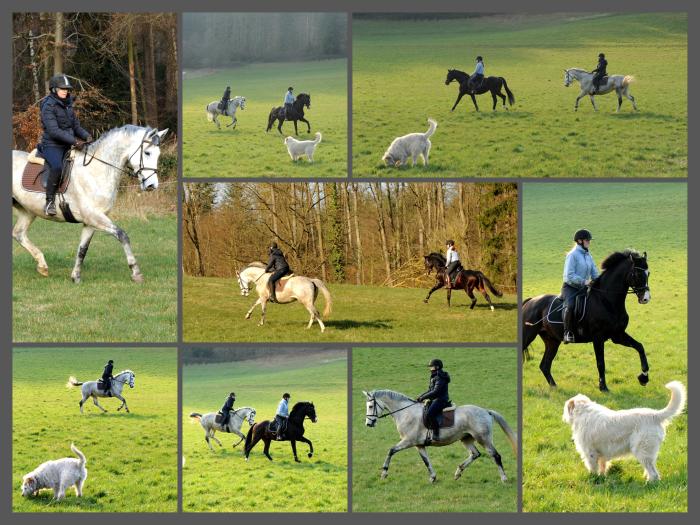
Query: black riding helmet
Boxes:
[
  {"xmin": 598, "ymin": 53, "xmax": 605, "ymax": 59},
  {"xmin": 229, "ymin": 392, "xmax": 236, "ymax": 397},
  {"xmin": 108, "ymin": 360, "xmax": 114, "ymax": 364},
  {"xmin": 573, "ymin": 229, "xmax": 593, "ymax": 242},
  {"xmin": 428, "ymin": 358, "xmax": 443, "ymax": 369},
  {"xmin": 49, "ymin": 74, "xmax": 74, "ymax": 92},
  {"xmin": 288, "ymin": 86, "xmax": 294, "ymax": 91},
  {"xmin": 270, "ymin": 241, "xmax": 278, "ymax": 251},
  {"xmin": 446, "ymin": 239, "xmax": 455, "ymax": 246},
  {"xmin": 476, "ymin": 56, "xmax": 483, "ymax": 62},
  {"xmin": 283, "ymin": 393, "xmax": 291, "ymax": 399}
]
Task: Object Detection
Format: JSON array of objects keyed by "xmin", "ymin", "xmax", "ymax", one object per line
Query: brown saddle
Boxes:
[
  {"xmin": 274, "ymin": 273, "xmax": 295, "ymax": 292},
  {"xmin": 422, "ymin": 403, "xmax": 456, "ymax": 429},
  {"xmin": 21, "ymin": 149, "xmax": 72, "ymax": 194}
]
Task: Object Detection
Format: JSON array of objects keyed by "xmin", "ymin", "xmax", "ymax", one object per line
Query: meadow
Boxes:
[
  {"xmin": 12, "ymin": 213, "xmax": 177, "ymax": 342},
  {"xmin": 182, "ymin": 352, "xmax": 347, "ymax": 512},
  {"xmin": 352, "ymin": 347, "xmax": 518, "ymax": 512},
  {"xmin": 522, "ymin": 183, "xmax": 687, "ymax": 512},
  {"xmin": 182, "ymin": 277, "xmax": 516, "ymax": 343},
  {"xmin": 183, "ymin": 60, "xmax": 347, "ymax": 178},
  {"xmin": 353, "ymin": 13, "xmax": 687, "ymax": 177},
  {"xmin": 12, "ymin": 348, "xmax": 178, "ymax": 512}
]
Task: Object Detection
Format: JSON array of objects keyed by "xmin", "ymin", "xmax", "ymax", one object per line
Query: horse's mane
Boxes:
[
  {"xmin": 600, "ymin": 249, "xmax": 641, "ymax": 271},
  {"xmin": 247, "ymin": 261, "xmax": 266, "ymax": 269},
  {"xmin": 370, "ymin": 389, "xmax": 414, "ymax": 403},
  {"xmin": 290, "ymin": 401, "xmax": 313, "ymax": 414},
  {"xmin": 115, "ymin": 369, "xmax": 134, "ymax": 377},
  {"xmin": 90, "ymin": 125, "xmax": 153, "ymax": 148},
  {"xmin": 426, "ymin": 251, "xmax": 445, "ymax": 261}
]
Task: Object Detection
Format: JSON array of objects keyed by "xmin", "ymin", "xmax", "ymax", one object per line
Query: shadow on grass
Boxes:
[{"xmin": 325, "ymin": 319, "xmax": 393, "ymax": 330}]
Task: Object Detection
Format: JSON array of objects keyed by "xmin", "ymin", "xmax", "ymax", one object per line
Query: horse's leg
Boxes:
[
  {"xmin": 380, "ymin": 438, "xmax": 414, "ymax": 479},
  {"xmin": 79, "ymin": 394, "xmax": 87, "ymax": 414},
  {"xmin": 258, "ymin": 298, "xmax": 268, "ymax": 326},
  {"xmin": 491, "ymin": 90, "xmax": 497, "ymax": 111},
  {"xmin": 610, "ymin": 331, "xmax": 649, "ymax": 386},
  {"xmin": 451, "ymin": 92, "xmax": 465, "ymax": 111},
  {"xmin": 539, "ymin": 334, "xmax": 561, "ymax": 387},
  {"xmin": 231, "ymin": 430, "xmax": 245, "ymax": 448},
  {"xmin": 293, "ymin": 120, "xmax": 299, "ymax": 136},
  {"xmin": 300, "ymin": 117, "xmax": 311, "ymax": 134},
  {"xmin": 483, "ymin": 441, "xmax": 508, "ymax": 483},
  {"xmin": 204, "ymin": 430, "xmax": 215, "ymax": 451},
  {"xmin": 454, "ymin": 439, "xmax": 481, "ymax": 480},
  {"xmin": 624, "ymin": 89, "xmax": 638, "ymax": 111},
  {"xmin": 497, "ymin": 88, "xmax": 507, "ymax": 109},
  {"xmin": 416, "ymin": 446, "xmax": 437, "ymax": 483},
  {"xmin": 210, "ymin": 430, "xmax": 223, "ymax": 447},
  {"xmin": 92, "ymin": 395, "xmax": 108, "ymax": 413},
  {"xmin": 470, "ymin": 93, "xmax": 479, "ymax": 112},
  {"xmin": 574, "ymin": 90, "xmax": 586, "ymax": 111},
  {"xmin": 245, "ymin": 298, "xmax": 261, "ymax": 320},
  {"xmin": 263, "ymin": 438, "xmax": 273, "ymax": 461},
  {"xmin": 446, "ymin": 288, "xmax": 452, "ymax": 307},
  {"xmin": 589, "ymin": 95, "xmax": 598, "ymax": 112},
  {"xmin": 70, "ymin": 225, "xmax": 96, "ymax": 283},
  {"xmin": 88, "ymin": 214, "xmax": 144, "ymax": 282},
  {"xmin": 277, "ymin": 118, "xmax": 284, "ymax": 135},
  {"xmin": 593, "ymin": 340, "xmax": 608, "ymax": 392},
  {"xmin": 214, "ymin": 114, "xmax": 221, "ymax": 130},
  {"xmin": 12, "ymin": 209, "xmax": 49, "ymax": 277},
  {"xmin": 479, "ymin": 287, "xmax": 494, "ymax": 311},
  {"xmin": 424, "ymin": 282, "xmax": 443, "ymax": 303},
  {"xmin": 466, "ymin": 286, "xmax": 477, "ymax": 310},
  {"xmin": 290, "ymin": 440, "xmax": 300, "ymax": 462},
  {"xmin": 297, "ymin": 435, "xmax": 314, "ymax": 458},
  {"xmin": 616, "ymin": 88, "xmax": 623, "ymax": 113},
  {"xmin": 114, "ymin": 394, "xmax": 128, "ymax": 412}
]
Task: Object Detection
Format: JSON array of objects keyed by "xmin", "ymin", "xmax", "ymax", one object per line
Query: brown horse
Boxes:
[
  {"xmin": 423, "ymin": 252, "xmax": 503, "ymax": 309},
  {"xmin": 243, "ymin": 401, "xmax": 317, "ymax": 463}
]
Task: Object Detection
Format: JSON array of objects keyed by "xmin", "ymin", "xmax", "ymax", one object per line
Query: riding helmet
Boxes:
[
  {"xmin": 270, "ymin": 241, "xmax": 278, "ymax": 250},
  {"xmin": 598, "ymin": 53, "xmax": 605, "ymax": 59},
  {"xmin": 476, "ymin": 56, "xmax": 483, "ymax": 62},
  {"xmin": 288, "ymin": 86, "xmax": 294, "ymax": 91},
  {"xmin": 49, "ymin": 74, "xmax": 74, "ymax": 92},
  {"xmin": 573, "ymin": 229, "xmax": 593, "ymax": 242},
  {"xmin": 108, "ymin": 359, "xmax": 114, "ymax": 364},
  {"xmin": 428, "ymin": 358, "xmax": 444, "ymax": 369},
  {"xmin": 283, "ymin": 393, "xmax": 291, "ymax": 399},
  {"xmin": 230, "ymin": 392, "xmax": 236, "ymax": 397},
  {"xmin": 446, "ymin": 239, "xmax": 455, "ymax": 246}
]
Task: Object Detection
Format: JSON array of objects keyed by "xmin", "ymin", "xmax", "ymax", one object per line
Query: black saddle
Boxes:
[
  {"xmin": 96, "ymin": 379, "xmax": 112, "ymax": 394},
  {"xmin": 549, "ymin": 293, "xmax": 588, "ymax": 324},
  {"xmin": 422, "ymin": 403, "xmax": 456, "ymax": 429}
]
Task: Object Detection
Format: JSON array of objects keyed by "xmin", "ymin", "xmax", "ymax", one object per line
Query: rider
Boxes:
[
  {"xmin": 39, "ymin": 73, "xmax": 92, "ymax": 216},
  {"xmin": 590, "ymin": 53, "xmax": 608, "ymax": 93},
  {"xmin": 274, "ymin": 392, "xmax": 291, "ymax": 440},
  {"xmin": 265, "ymin": 241, "xmax": 292, "ymax": 303},
  {"xmin": 416, "ymin": 359, "xmax": 451, "ymax": 442},
  {"xmin": 220, "ymin": 392, "xmax": 236, "ymax": 428},
  {"xmin": 444, "ymin": 239, "xmax": 461, "ymax": 289},
  {"xmin": 469, "ymin": 56, "xmax": 485, "ymax": 93},
  {"xmin": 562, "ymin": 229, "xmax": 600, "ymax": 343},
  {"xmin": 101, "ymin": 359, "xmax": 114, "ymax": 397},
  {"xmin": 219, "ymin": 85, "xmax": 231, "ymax": 115},
  {"xmin": 284, "ymin": 87, "xmax": 295, "ymax": 117}
]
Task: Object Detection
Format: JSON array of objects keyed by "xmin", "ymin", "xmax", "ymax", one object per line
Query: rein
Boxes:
[
  {"xmin": 81, "ymin": 130, "xmax": 159, "ymax": 186},
  {"xmin": 367, "ymin": 396, "xmax": 419, "ymax": 419}
]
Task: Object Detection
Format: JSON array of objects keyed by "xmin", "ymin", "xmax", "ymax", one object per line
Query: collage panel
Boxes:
[
  {"xmin": 182, "ymin": 13, "xmax": 348, "ymax": 178},
  {"xmin": 11, "ymin": 12, "xmax": 178, "ymax": 343},
  {"xmin": 352, "ymin": 346, "xmax": 518, "ymax": 512},
  {"xmin": 182, "ymin": 347, "xmax": 348, "ymax": 512},
  {"xmin": 12, "ymin": 347, "xmax": 178, "ymax": 512},
  {"xmin": 182, "ymin": 182, "xmax": 517, "ymax": 343},
  {"xmin": 521, "ymin": 182, "xmax": 687, "ymax": 512},
  {"xmin": 352, "ymin": 13, "xmax": 687, "ymax": 178}
]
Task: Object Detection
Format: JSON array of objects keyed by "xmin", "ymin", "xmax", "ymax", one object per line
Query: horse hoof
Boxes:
[
  {"xmin": 295, "ymin": 458, "xmax": 301, "ymax": 463},
  {"xmin": 638, "ymin": 373, "xmax": 649, "ymax": 386},
  {"xmin": 245, "ymin": 314, "xmax": 251, "ymax": 320},
  {"xmin": 380, "ymin": 470, "xmax": 388, "ymax": 480},
  {"xmin": 490, "ymin": 306, "xmax": 495, "ymax": 311},
  {"xmin": 258, "ymin": 321, "xmax": 264, "ymax": 327},
  {"xmin": 71, "ymin": 274, "xmax": 81, "ymax": 284},
  {"xmin": 37, "ymin": 266, "xmax": 49, "ymax": 277},
  {"xmin": 131, "ymin": 273, "xmax": 144, "ymax": 284},
  {"xmin": 599, "ymin": 385, "xmax": 609, "ymax": 393},
  {"xmin": 308, "ymin": 453, "xmax": 313, "ymax": 458},
  {"xmin": 429, "ymin": 475, "xmax": 437, "ymax": 483},
  {"xmin": 454, "ymin": 469, "xmax": 462, "ymax": 480},
  {"xmin": 423, "ymin": 299, "xmax": 428, "ymax": 304}
]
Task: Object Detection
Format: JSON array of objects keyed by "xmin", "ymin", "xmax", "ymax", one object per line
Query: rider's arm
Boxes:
[
  {"xmin": 564, "ymin": 252, "xmax": 585, "ymax": 287},
  {"xmin": 42, "ymin": 103, "xmax": 78, "ymax": 145}
]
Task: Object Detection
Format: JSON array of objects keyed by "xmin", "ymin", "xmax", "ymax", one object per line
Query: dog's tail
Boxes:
[
  {"xmin": 71, "ymin": 443, "xmax": 86, "ymax": 467},
  {"xmin": 424, "ymin": 118, "xmax": 437, "ymax": 139},
  {"xmin": 314, "ymin": 132, "xmax": 322, "ymax": 144},
  {"xmin": 189, "ymin": 412, "xmax": 202, "ymax": 422},
  {"xmin": 311, "ymin": 278, "xmax": 332, "ymax": 318},
  {"xmin": 488, "ymin": 410, "xmax": 518, "ymax": 458},
  {"xmin": 655, "ymin": 381, "xmax": 686, "ymax": 424},
  {"xmin": 66, "ymin": 376, "xmax": 82, "ymax": 388}
]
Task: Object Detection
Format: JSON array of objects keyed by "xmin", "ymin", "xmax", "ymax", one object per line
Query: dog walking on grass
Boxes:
[
  {"xmin": 21, "ymin": 443, "xmax": 87, "ymax": 500},
  {"xmin": 284, "ymin": 132, "xmax": 322, "ymax": 162},
  {"xmin": 382, "ymin": 118, "xmax": 437, "ymax": 167}
]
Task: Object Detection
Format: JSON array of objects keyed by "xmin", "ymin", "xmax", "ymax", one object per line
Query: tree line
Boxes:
[
  {"xmin": 183, "ymin": 13, "xmax": 347, "ymax": 68},
  {"xmin": 183, "ymin": 182, "xmax": 517, "ymax": 290}
]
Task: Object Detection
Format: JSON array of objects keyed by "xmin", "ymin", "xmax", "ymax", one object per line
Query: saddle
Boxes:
[
  {"xmin": 548, "ymin": 293, "xmax": 588, "ymax": 324},
  {"xmin": 96, "ymin": 379, "xmax": 112, "ymax": 395},
  {"xmin": 214, "ymin": 411, "xmax": 232, "ymax": 431},
  {"xmin": 422, "ymin": 403, "xmax": 456, "ymax": 429},
  {"xmin": 21, "ymin": 149, "xmax": 73, "ymax": 194},
  {"xmin": 274, "ymin": 273, "xmax": 295, "ymax": 292},
  {"xmin": 592, "ymin": 76, "xmax": 608, "ymax": 93}
]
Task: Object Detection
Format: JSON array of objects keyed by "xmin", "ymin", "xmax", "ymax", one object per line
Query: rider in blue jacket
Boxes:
[
  {"xmin": 469, "ymin": 56, "xmax": 485, "ymax": 93},
  {"xmin": 562, "ymin": 229, "xmax": 600, "ymax": 343},
  {"xmin": 284, "ymin": 87, "xmax": 295, "ymax": 117}
]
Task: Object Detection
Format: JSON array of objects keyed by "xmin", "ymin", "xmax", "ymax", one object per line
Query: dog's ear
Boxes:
[
  {"xmin": 567, "ymin": 399, "xmax": 576, "ymax": 417},
  {"xmin": 394, "ymin": 160, "xmax": 402, "ymax": 168}
]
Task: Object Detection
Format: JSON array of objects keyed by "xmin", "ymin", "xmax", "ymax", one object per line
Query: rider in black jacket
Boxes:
[
  {"xmin": 416, "ymin": 359, "xmax": 451, "ymax": 442},
  {"xmin": 101, "ymin": 360, "xmax": 114, "ymax": 396},
  {"xmin": 265, "ymin": 242, "xmax": 292, "ymax": 303},
  {"xmin": 220, "ymin": 392, "xmax": 236, "ymax": 427},
  {"xmin": 591, "ymin": 53, "xmax": 608, "ymax": 93},
  {"xmin": 219, "ymin": 86, "xmax": 231, "ymax": 114}
]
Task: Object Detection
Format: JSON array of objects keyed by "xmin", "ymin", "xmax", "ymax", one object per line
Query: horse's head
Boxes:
[
  {"xmin": 628, "ymin": 251, "xmax": 651, "ymax": 304},
  {"xmin": 363, "ymin": 390, "xmax": 384, "ymax": 428},
  {"xmin": 423, "ymin": 255, "xmax": 433, "ymax": 275},
  {"xmin": 127, "ymin": 127, "xmax": 168, "ymax": 191},
  {"xmin": 116, "ymin": 370, "xmax": 136, "ymax": 388},
  {"xmin": 298, "ymin": 93, "xmax": 311, "ymax": 109},
  {"xmin": 304, "ymin": 402, "xmax": 318, "ymax": 423},
  {"xmin": 246, "ymin": 408, "xmax": 256, "ymax": 426},
  {"xmin": 237, "ymin": 96, "xmax": 246, "ymax": 110},
  {"xmin": 445, "ymin": 69, "xmax": 456, "ymax": 85},
  {"xmin": 236, "ymin": 269, "xmax": 251, "ymax": 296},
  {"xmin": 563, "ymin": 69, "xmax": 573, "ymax": 87}
]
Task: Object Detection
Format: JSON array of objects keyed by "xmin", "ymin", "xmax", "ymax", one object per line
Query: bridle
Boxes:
[
  {"xmin": 82, "ymin": 129, "xmax": 160, "ymax": 186},
  {"xmin": 366, "ymin": 394, "xmax": 418, "ymax": 421},
  {"xmin": 230, "ymin": 408, "xmax": 256, "ymax": 425},
  {"xmin": 111, "ymin": 372, "xmax": 135, "ymax": 387}
]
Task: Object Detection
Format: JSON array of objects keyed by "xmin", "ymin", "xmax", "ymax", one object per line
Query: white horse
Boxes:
[
  {"xmin": 564, "ymin": 68, "xmax": 638, "ymax": 112},
  {"xmin": 206, "ymin": 96, "xmax": 246, "ymax": 129},
  {"xmin": 67, "ymin": 370, "xmax": 136, "ymax": 414},
  {"xmin": 12, "ymin": 125, "xmax": 169, "ymax": 283},
  {"xmin": 363, "ymin": 389, "xmax": 517, "ymax": 483},
  {"xmin": 189, "ymin": 407, "xmax": 256, "ymax": 451},
  {"xmin": 236, "ymin": 262, "xmax": 332, "ymax": 332}
]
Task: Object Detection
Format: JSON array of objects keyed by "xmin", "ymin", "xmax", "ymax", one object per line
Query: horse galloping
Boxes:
[
  {"xmin": 445, "ymin": 69, "xmax": 515, "ymax": 112},
  {"xmin": 266, "ymin": 93, "xmax": 311, "ymax": 135},
  {"xmin": 564, "ymin": 68, "xmax": 638, "ymax": 112},
  {"xmin": 206, "ymin": 96, "xmax": 246, "ymax": 129},
  {"xmin": 189, "ymin": 407, "xmax": 256, "ymax": 451},
  {"xmin": 67, "ymin": 370, "xmax": 136, "ymax": 413}
]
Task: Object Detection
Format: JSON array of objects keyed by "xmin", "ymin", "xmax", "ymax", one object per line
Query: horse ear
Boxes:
[
  {"xmin": 157, "ymin": 129, "xmax": 169, "ymax": 140},
  {"xmin": 362, "ymin": 390, "xmax": 368, "ymax": 396}
]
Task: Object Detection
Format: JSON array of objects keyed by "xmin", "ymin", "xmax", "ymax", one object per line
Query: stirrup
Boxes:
[
  {"xmin": 44, "ymin": 199, "xmax": 57, "ymax": 216},
  {"xmin": 563, "ymin": 331, "xmax": 575, "ymax": 344}
]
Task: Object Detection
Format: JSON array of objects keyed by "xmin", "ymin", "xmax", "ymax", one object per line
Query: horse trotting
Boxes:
[
  {"xmin": 206, "ymin": 96, "xmax": 246, "ymax": 129},
  {"xmin": 564, "ymin": 68, "xmax": 637, "ymax": 112},
  {"xmin": 189, "ymin": 407, "xmax": 256, "ymax": 451},
  {"xmin": 67, "ymin": 370, "xmax": 136, "ymax": 413},
  {"xmin": 445, "ymin": 69, "xmax": 515, "ymax": 112},
  {"xmin": 266, "ymin": 93, "xmax": 311, "ymax": 135}
]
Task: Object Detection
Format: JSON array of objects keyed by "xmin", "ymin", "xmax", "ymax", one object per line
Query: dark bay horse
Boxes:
[
  {"xmin": 522, "ymin": 250, "xmax": 651, "ymax": 392},
  {"xmin": 244, "ymin": 401, "xmax": 317, "ymax": 463},
  {"xmin": 423, "ymin": 252, "xmax": 503, "ymax": 310},
  {"xmin": 266, "ymin": 93, "xmax": 311, "ymax": 135},
  {"xmin": 445, "ymin": 69, "xmax": 515, "ymax": 112}
]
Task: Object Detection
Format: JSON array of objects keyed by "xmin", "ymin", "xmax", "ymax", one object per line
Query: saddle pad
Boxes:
[
  {"xmin": 21, "ymin": 160, "xmax": 71, "ymax": 194},
  {"xmin": 423, "ymin": 404, "xmax": 456, "ymax": 429},
  {"xmin": 215, "ymin": 412, "xmax": 224, "ymax": 424},
  {"xmin": 547, "ymin": 295, "xmax": 587, "ymax": 324},
  {"xmin": 96, "ymin": 380, "xmax": 108, "ymax": 391},
  {"xmin": 27, "ymin": 149, "xmax": 44, "ymax": 165}
]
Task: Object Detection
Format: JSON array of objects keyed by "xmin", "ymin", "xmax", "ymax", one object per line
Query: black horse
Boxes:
[
  {"xmin": 445, "ymin": 69, "xmax": 515, "ymax": 112},
  {"xmin": 244, "ymin": 401, "xmax": 317, "ymax": 462},
  {"xmin": 523, "ymin": 250, "xmax": 651, "ymax": 392},
  {"xmin": 423, "ymin": 252, "xmax": 503, "ymax": 309},
  {"xmin": 266, "ymin": 93, "xmax": 311, "ymax": 135}
]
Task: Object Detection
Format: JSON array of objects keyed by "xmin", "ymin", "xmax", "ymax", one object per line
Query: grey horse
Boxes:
[
  {"xmin": 206, "ymin": 96, "xmax": 246, "ymax": 129},
  {"xmin": 12, "ymin": 125, "xmax": 168, "ymax": 283},
  {"xmin": 189, "ymin": 407, "xmax": 256, "ymax": 451},
  {"xmin": 363, "ymin": 389, "xmax": 517, "ymax": 483},
  {"xmin": 68, "ymin": 370, "xmax": 135, "ymax": 413},
  {"xmin": 564, "ymin": 68, "xmax": 638, "ymax": 112}
]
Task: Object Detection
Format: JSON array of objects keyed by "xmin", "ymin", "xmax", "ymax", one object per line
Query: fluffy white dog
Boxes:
[
  {"xmin": 382, "ymin": 118, "xmax": 437, "ymax": 167},
  {"xmin": 563, "ymin": 381, "xmax": 686, "ymax": 481},
  {"xmin": 21, "ymin": 443, "xmax": 87, "ymax": 500},
  {"xmin": 284, "ymin": 132, "xmax": 322, "ymax": 162}
]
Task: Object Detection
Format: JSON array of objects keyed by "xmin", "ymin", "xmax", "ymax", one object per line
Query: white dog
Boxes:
[
  {"xmin": 382, "ymin": 118, "xmax": 437, "ymax": 167},
  {"xmin": 285, "ymin": 132, "xmax": 322, "ymax": 162},
  {"xmin": 563, "ymin": 381, "xmax": 686, "ymax": 481},
  {"xmin": 21, "ymin": 443, "xmax": 87, "ymax": 500}
]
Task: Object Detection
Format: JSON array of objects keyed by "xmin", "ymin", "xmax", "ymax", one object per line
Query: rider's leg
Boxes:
[
  {"xmin": 561, "ymin": 284, "xmax": 577, "ymax": 343},
  {"xmin": 42, "ymin": 146, "xmax": 67, "ymax": 216}
]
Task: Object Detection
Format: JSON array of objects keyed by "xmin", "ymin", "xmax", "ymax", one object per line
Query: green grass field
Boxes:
[
  {"xmin": 12, "ymin": 348, "xmax": 178, "ymax": 512},
  {"xmin": 353, "ymin": 13, "xmax": 687, "ymax": 177},
  {"xmin": 352, "ymin": 347, "xmax": 517, "ymax": 512},
  {"xmin": 522, "ymin": 183, "xmax": 687, "ymax": 511},
  {"xmin": 183, "ymin": 60, "xmax": 347, "ymax": 178},
  {"xmin": 13, "ymin": 215, "xmax": 177, "ymax": 342},
  {"xmin": 182, "ymin": 352, "xmax": 347, "ymax": 512},
  {"xmin": 183, "ymin": 276, "xmax": 516, "ymax": 342}
]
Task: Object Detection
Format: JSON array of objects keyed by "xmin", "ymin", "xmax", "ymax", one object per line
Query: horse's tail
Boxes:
[
  {"xmin": 655, "ymin": 381, "xmax": 686, "ymax": 424},
  {"xmin": 311, "ymin": 279, "xmax": 332, "ymax": 318},
  {"xmin": 66, "ymin": 376, "xmax": 83, "ymax": 388},
  {"xmin": 71, "ymin": 443, "xmax": 87, "ymax": 468},
  {"xmin": 206, "ymin": 105, "xmax": 214, "ymax": 122},
  {"xmin": 424, "ymin": 118, "xmax": 438, "ymax": 138},
  {"xmin": 244, "ymin": 424, "xmax": 255, "ymax": 453},
  {"xmin": 480, "ymin": 273, "xmax": 503, "ymax": 297},
  {"xmin": 189, "ymin": 412, "xmax": 202, "ymax": 422},
  {"xmin": 501, "ymin": 78, "xmax": 515, "ymax": 105},
  {"xmin": 623, "ymin": 75, "xmax": 635, "ymax": 87},
  {"xmin": 522, "ymin": 297, "xmax": 534, "ymax": 361},
  {"xmin": 488, "ymin": 410, "xmax": 518, "ymax": 458},
  {"xmin": 314, "ymin": 132, "xmax": 322, "ymax": 144}
]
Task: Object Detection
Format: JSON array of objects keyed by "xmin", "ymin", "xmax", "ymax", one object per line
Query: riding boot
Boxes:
[
  {"xmin": 432, "ymin": 425, "xmax": 440, "ymax": 442},
  {"xmin": 44, "ymin": 195, "xmax": 57, "ymax": 216},
  {"xmin": 44, "ymin": 169, "xmax": 60, "ymax": 216},
  {"xmin": 563, "ymin": 306, "xmax": 575, "ymax": 344}
]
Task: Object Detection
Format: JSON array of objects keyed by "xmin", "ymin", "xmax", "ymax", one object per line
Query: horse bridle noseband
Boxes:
[{"xmin": 82, "ymin": 130, "xmax": 160, "ymax": 185}]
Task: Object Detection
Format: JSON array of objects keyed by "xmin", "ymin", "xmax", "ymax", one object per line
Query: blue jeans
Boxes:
[{"xmin": 40, "ymin": 145, "xmax": 69, "ymax": 197}]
